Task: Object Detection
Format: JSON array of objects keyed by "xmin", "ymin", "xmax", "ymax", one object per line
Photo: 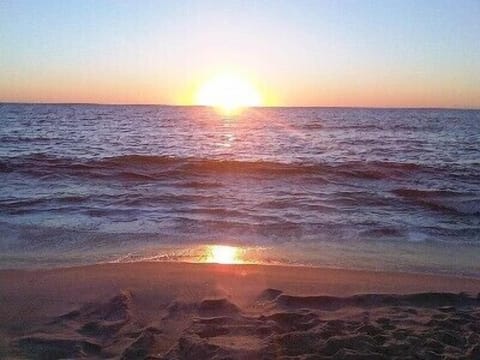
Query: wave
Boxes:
[
  {"xmin": 393, "ymin": 189, "xmax": 480, "ymax": 215},
  {"xmin": 0, "ymin": 153, "xmax": 461, "ymax": 183}
]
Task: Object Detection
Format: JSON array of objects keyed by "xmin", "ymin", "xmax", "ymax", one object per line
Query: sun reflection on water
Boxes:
[
  {"xmin": 205, "ymin": 245, "xmax": 242, "ymax": 264},
  {"xmin": 221, "ymin": 133, "xmax": 236, "ymax": 147}
]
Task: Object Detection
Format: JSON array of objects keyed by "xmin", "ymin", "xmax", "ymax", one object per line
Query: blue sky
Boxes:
[{"xmin": 1, "ymin": 0, "xmax": 479, "ymax": 107}]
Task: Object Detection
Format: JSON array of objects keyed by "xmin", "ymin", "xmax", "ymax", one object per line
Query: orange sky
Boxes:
[{"xmin": 1, "ymin": 1, "xmax": 479, "ymax": 108}]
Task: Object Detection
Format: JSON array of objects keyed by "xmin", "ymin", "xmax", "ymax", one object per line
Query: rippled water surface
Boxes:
[{"xmin": 0, "ymin": 104, "xmax": 479, "ymax": 274}]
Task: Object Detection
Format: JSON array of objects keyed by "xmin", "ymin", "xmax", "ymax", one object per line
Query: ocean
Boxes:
[{"xmin": 0, "ymin": 104, "xmax": 479, "ymax": 275}]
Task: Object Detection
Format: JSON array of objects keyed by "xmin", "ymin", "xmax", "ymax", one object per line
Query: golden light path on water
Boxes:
[
  {"xmin": 197, "ymin": 244, "xmax": 293, "ymax": 265},
  {"xmin": 119, "ymin": 244, "xmax": 290, "ymax": 266},
  {"xmin": 204, "ymin": 245, "xmax": 243, "ymax": 264},
  {"xmin": 197, "ymin": 244, "xmax": 276, "ymax": 265}
]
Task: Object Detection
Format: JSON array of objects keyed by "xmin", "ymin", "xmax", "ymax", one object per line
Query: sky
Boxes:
[{"xmin": 1, "ymin": 0, "xmax": 479, "ymax": 108}]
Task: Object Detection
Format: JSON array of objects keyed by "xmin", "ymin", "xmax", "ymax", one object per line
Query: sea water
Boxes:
[{"xmin": 0, "ymin": 104, "xmax": 479, "ymax": 275}]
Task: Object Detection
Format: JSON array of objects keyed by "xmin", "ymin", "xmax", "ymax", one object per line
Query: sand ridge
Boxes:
[
  {"xmin": 8, "ymin": 289, "xmax": 480, "ymax": 359},
  {"xmin": 1, "ymin": 262, "xmax": 480, "ymax": 359}
]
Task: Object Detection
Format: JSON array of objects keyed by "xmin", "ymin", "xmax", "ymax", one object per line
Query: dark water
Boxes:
[{"xmin": 0, "ymin": 104, "xmax": 479, "ymax": 275}]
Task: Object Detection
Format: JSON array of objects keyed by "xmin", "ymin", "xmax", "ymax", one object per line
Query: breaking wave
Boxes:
[{"xmin": 1, "ymin": 153, "xmax": 471, "ymax": 182}]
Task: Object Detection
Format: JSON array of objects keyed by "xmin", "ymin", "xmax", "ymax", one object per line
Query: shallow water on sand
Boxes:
[{"xmin": 0, "ymin": 104, "xmax": 479, "ymax": 275}]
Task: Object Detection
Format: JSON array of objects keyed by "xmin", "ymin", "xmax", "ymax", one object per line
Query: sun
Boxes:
[{"xmin": 196, "ymin": 74, "xmax": 262, "ymax": 115}]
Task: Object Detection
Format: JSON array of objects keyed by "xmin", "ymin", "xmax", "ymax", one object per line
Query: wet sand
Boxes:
[{"xmin": 1, "ymin": 262, "xmax": 479, "ymax": 359}]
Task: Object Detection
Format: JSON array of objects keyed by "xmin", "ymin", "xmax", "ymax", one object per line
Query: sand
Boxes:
[{"xmin": 1, "ymin": 262, "xmax": 479, "ymax": 359}]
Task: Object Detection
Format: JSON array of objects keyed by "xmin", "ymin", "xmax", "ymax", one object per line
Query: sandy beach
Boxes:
[
  {"xmin": 2, "ymin": 0, "xmax": 480, "ymax": 358},
  {"xmin": 1, "ymin": 262, "xmax": 479, "ymax": 359}
]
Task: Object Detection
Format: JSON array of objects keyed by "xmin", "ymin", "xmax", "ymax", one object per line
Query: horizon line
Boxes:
[{"xmin": 0, "ymin": 101, "xmax": 479, "ymax": 111}]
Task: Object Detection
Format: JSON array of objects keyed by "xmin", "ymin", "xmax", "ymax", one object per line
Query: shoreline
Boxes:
[
  {"xmin": 2, "ymin": 261, "xmax": 480, "ymax": 299},
  {"xmin": 2, "ymin": 258, "xmax": 480, "ymax": 282}
]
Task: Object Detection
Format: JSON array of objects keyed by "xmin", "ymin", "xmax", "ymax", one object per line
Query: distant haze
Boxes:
[{"xmin": 1, "ymin": 0, "xmax": 479, "ymax": 108}]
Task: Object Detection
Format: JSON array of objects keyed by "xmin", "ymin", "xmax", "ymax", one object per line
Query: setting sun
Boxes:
[{"xmin": 196, "ymin": 74, "xmax": 262, "ymax": 115}]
